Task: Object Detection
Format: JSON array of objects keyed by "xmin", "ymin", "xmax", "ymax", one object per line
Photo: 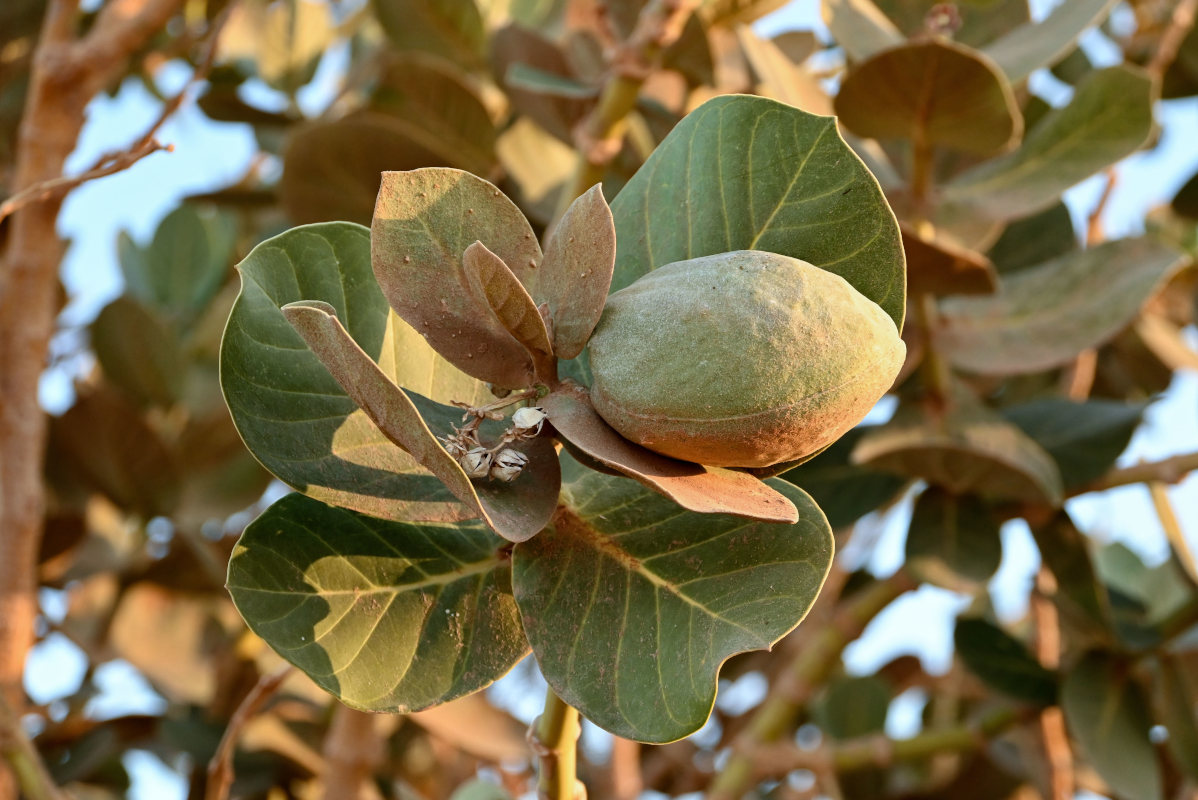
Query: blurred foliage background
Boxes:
[{"xmin": 4, "ymin": 0, "xmax": 1198, "ymax": 797}]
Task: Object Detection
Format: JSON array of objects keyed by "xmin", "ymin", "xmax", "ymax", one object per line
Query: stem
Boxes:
[
  {"xmin": 708, "ymin": 572, "xmax": 916, "ymax": 799},
  {"xmin": 557, "ymin": 0, "xmax": 697, "ymax": 212},
  {"xmin": 1081, "ymin": 451, "xmax": 1198, "ymax": 494},
  {"xmin": 205, "ymin": 666, "xmax": 292, "ymax": 800},
  {"xmin": 745, "ymin": 705, "xmax": 1024, "ymax": 778},
  {"xmin": 532, "ymin": 687, "xmax": 583, "ymax": 800},
  {"xmin": 917, "ymin": 293, "xmax": 952, "ymax": 402},
  {"xmin": 1149, "ymin": 481, "xmax": 1198, "ymax": 586},
  {"xmin": 0, "ymin": 693, "xmax": 66, "ymax": 800}
]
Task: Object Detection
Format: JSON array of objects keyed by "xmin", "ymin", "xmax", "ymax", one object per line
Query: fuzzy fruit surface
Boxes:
[{"xmin": 587, "ymin": 251, "xmax": 905, "ymax": 468}]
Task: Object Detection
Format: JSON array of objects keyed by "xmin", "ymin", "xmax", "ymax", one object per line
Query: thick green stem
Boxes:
[
  {"xmin": 556, "ymin": 0, "xmax": 696, "ymax": 214},
  {"xmin": 708, "ymin": 572, "xmax": 917, "ymax": 799},
  {"xmin": 533, "ymin": 687, "xmax": 583, "ymax": 799},
  {"xmin": 0, "ymin": 693, "xmax": 65, "ymax": 800}
]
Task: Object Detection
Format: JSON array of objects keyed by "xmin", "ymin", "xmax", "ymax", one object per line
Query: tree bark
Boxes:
[{"xmin": 0, "ymin": 1, "xmax": 184, "ymax": 796}]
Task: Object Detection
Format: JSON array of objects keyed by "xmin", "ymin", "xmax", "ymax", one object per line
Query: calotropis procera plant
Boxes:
[{"xmin": 218, "ymin": 94, "xmax": 906, "ymax": 744}]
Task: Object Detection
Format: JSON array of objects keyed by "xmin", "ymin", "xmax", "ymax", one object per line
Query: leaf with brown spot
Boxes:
[
  {"xmin": 372, "ymin": 168, "xmax": 543, "ymax": 389},
  {"xmin": 536, "ymin": 184, "xmax": 616, "ymax": 359},
  {"xmin": 542, "ymin": 383, "xmax": 798, "ymax": 523},
  {"xmin": 282, "ymin": 300, "xmax": 559, "ymax": 542}
]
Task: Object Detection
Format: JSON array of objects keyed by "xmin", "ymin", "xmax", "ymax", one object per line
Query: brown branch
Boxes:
[
  {"xmin": 1149, "ymin": 481, "xmax": 1198, "ymax": 586},
  {"xmin": 1080, "ymin": 451, "xmax": 1198, "ymax": 494},
  {"xmin": 1147, "ymin": 0, "xmax": 1198, "ymax": 79},
  {"xmin": 321, "ymin": 705, "xmax": 383, "ymax": 800},
  {"xmin": 707, "ymin": 571, "xmax": 917, "ymax": 800},
  {"xmin": 1085, "ymin": 169, "xmax": 1117, "ymax": 245},
  {"xmin": 0, "ymin": 138, "xmax": 171, "ymax": 224},
  {"xmin": 68, "ymin": 0, "xmax": 187, "ymax": 89},
  {"xmin": 205, "ymin": 666, "xmax": 292, "ymax": 800},
  {"xmin": 743, "ymin": 706, "xmax": 1026, "ymax": 780},
  {"xmin": 1034, "ymin": 570, "xmax": 1073, "ymax": 800}
]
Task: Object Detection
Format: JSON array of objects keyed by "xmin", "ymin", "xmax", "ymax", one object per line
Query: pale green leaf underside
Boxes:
[
  {"xmin": 944, "ymin": 66, "xmax": 1154, "ymax": 220},
  {"xmin": 1062, "ymin": 652, "xmax": 1162, "ymax": 800},
  {"xmin": 513, "ymin": 470, "xmax": 833, "ymax": 742},
  {"xmin": 937, "ymin": 237, "xmax": 1185, "ymax": 375},
  {"xmin": 228, "ymin": 493, "xmax": 528, "ymax": 712},
  {"xmin": 982, "ymin": 0, "xmax": 1116, "ymax": 83},
  {"xmin": 609, "ymin": 94, "xmax": 906, "ymax": 330},
  {"xmin": 220, "ymin": 222, "xmax": 488, "ymax": 523}
]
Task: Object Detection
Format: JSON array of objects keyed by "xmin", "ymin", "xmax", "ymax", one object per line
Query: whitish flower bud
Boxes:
[
  {"xmin": 490, "ymin": 448, "xmax": 529, "ymax": 482},
  {"xmin": 512, "ymin": 406, "xmax": 548, "ymax": 435},
  {"xmin": 460, "ymin": 447, "xmax": 492, "ymax": 479}
]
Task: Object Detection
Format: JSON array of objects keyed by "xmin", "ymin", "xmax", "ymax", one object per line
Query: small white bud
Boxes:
[
  {"xmin": 460, "ymin": 447, "xmax": 492, "ymax": 479},
  {"xmin": 490, "ymin": 448, "xmax": 529, "ymax": 482},
  {"xmin": 512, "ymin": 406, "xmax": 548, "ymax": 435}
]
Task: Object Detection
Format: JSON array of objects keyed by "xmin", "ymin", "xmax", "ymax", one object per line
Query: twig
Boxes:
[
  {"xmin": 1149, "ymin": 481, "xmax": 1198, "ymax": 586},
  {"xmin": 205, "ymin": 666, "xmax": 293, "ymax": 800},
  {"xmin": 0, "ymin": 5, "xmax": 230, "ymax": 226},
  {"xmin": 708, "ymin": 571, "xmax": 917, "ymax": 800},
  {"xmin": 1147, "ymin": 0, "xmax": 1198, "ymax": 79},
  {"xmin": 1033, "ymin": 570, "xmax": 1073, "ymax": 800},
  {"xmin": 746, "ymin": 705, "xmax": 1025, "ymax": 778},
  {"xmin": 0, "ymin": 139, "xmax": 171, "ymax": 223},
  {"xmin": 1080, "ymin": 451, "xmax": 1198, "ymax": 494},
  {"xmin": 558, "ymin": 0, "xmax": 699, "ymax": 212},
  {"xmin": 609, "ymin": 737, "xmax": 642, "ymax": 800},
  {"xmin": 321, "ymin": 705, "xmax": 382, "ymax": 800},
  {"xmin": 1058, "ymin": 348, "xmax": 1097, "ymax": 401},
  {"xmin": 0, "ymin": 693, "xmax": 68, "ymax": 800},
  {"xmin": 1085, "ymin": 169, "xmax": 1117, "ymax": 245},
  {"xmin": 530, "ymin": 687, "xmax": 584, "ymax": 800}
]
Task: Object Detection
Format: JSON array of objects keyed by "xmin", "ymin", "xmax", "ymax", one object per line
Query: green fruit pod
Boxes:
[{"xmin": 587, "ymin": 251, "xmax": 905, "ymax": 468}]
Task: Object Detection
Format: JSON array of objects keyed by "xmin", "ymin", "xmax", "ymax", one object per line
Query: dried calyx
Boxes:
[{"xmin": 440, "ymin": 392, "xmax": 548, "ymax": 482}]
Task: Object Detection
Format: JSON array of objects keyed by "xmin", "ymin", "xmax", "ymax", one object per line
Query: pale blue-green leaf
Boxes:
[
  {"xmin": 982, "ymin": 0, "xmax": 1116, "ymax": 83},
  {"xmin": 1062, "ymin": 652, "xmax": 1161, "ymax": 800},
  {"xmin": 943, "ymin": 66, "xmax": 1155, "ymax": 220},
  {"xmin": 937, "ymin": 238, "xmax": 1185, "ymax": 375},
  {"xmin": 821, "ymin": 0, "xmax": 903, "ymax": 62}
]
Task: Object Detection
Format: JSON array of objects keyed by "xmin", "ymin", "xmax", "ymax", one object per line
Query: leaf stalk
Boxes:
[{"xmin": 532, "ymin": 687, "xmax": 584, "ymax": 799}]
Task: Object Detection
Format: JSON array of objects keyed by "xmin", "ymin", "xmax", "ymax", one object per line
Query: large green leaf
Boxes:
[
  {"xmin": 1030, "ymin": 512, "xmax": 1112, "ymax": 644},
  {"xmin": 513, "ymin": 470, "xmax": 833, "ymax": 742},
  {"xmin": 91, "ymin": 297, "xmax": 185, "ymax": 408},
  {"xmin": 813, "ymin": 675, "xmax": 890, "ymax": 739},
  {"xmin": 1002, "ymin": 399, "xmax": 1145, "ymax": 489},
  {"xmin": 905, "ymin": 488, "xmax": 1002, "ymax": 591},
  {"xmin": 220, "ymin": 222, "xmax": 489, "ymax": 524},
  {"xmin": 782, "ymin": 426, "xmax": 906, "ymax": 529},
  {"xmin": 835, "ymin": 40, "xmax": 1021, "ymax": 156},
  {"xmin": 985, "ymin": 202, "xmax": 1076, "ymax": 274},
  {"xmin": 609, "ymin": 94, "xmax": 906, "ymax": 330},
  {"xmin": 228, "ymin": 493, "xmax": 528, "ymax": 712},
  {"xmin": 852, "ymin": 390, "xmax": 1064, "ymax": 505},
  {"xmin": 954, "ymin": 617, "xmax": 1056, "ymax": 706},
  {"xmin": 944, "ymin": 66, "xmax": 1155, "ymax": 220},
  {"xmin": 981, "ymin": 0, "xmax": 1115, "ymax": 83},
  {"xmin": 119, "ymin": 205, "xmax": 234, "ymax": 328},
  {"xmin": 371, "ymin": 53, "xmax": 498, "ymax": 177},
  {"xmin": 1062, "ymin": 652, "xmax": 1161, "ymax": 800},
  {"xmin": 937, "ymin": 238, "xmax": 1185, "ymax": 375},
  {"xmin": 280, "ymin": 114, "xmax": 451, "ymax": 226}
]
